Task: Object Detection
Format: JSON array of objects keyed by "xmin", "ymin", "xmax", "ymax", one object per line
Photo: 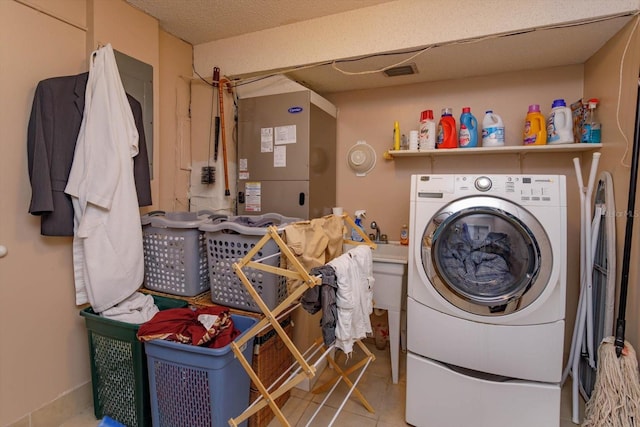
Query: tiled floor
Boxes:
[{"xmin": 61, "ymin": 340, "xmax": 584, "ymax": 426}]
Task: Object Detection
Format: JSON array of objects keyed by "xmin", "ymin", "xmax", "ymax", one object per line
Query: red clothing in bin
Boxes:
[{"xmin": 137, "ymin": 306, "xmax": 240, "ymax": 348}]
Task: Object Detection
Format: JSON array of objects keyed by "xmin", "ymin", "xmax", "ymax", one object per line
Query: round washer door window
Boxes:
[{"xmin": 421, "ymin": 196, "xmax": 552, "ymax": 316}]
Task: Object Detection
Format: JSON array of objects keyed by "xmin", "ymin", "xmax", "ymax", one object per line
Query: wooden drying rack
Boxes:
[{"xmin": 227, "ymin": 214, "xmax": 377, "ymax": 427}]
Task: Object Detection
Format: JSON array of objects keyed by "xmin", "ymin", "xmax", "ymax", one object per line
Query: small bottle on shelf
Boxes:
[
  {"xmin": 393, "ymin": 121, "xmax": 401, "ymax": 150},
  {"xmin": 419, "ymin": 110, "xmax": 437, "ymax": 150},
  {"xmin": 400, "ymin": 224, "xmax": 409, "ymax": 245},
  {"xmin": 582, "ymin": 98, "xmax": 601, "ymax": 143},
  {"xmin": 437, "ymin": 108, "xmax": 457, "ymax": 149}
]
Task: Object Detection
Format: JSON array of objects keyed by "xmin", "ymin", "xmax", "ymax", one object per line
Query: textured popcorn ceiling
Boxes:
[
  {"xmin": 125, "ymin": 0, "xmax": 395, "ymax": 45},
  {"xmin": 125, "ymin": 0, "xmax": 637, "ymax": 94}
]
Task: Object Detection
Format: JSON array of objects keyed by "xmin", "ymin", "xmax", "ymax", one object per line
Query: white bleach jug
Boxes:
[
  {"xmin": 546, "ymin": 99, "xmax": 574, "ymax": 144},
  {"xmin": 482, "ymin": 110, "xmax": 505, "ymax": 147}
]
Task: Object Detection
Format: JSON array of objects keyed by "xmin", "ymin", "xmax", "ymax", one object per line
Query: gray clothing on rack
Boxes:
[{"xmin": 302, "ymin": 265, "xmax": 338, "ymax": 347}]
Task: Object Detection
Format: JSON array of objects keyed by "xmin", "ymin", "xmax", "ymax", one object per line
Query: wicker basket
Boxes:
[{"xmin": 249, "ymin": 317, "xmax": 294, "ymax": 427}]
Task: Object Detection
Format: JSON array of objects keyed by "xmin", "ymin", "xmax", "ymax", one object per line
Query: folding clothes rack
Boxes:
[{"xmin": 228, "ymin": 214, "xmax": 377, "ymax": 427}]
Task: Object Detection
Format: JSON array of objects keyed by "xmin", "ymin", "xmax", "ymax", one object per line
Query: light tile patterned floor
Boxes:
[{"xmin": 61, "ymin": 339, "xmax": 584, "ymax": 426}]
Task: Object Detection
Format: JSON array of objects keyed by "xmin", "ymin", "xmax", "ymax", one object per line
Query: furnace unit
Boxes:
[{"xmin": 237, "ymin": 89, "xmax": 337, "ymax": 219}]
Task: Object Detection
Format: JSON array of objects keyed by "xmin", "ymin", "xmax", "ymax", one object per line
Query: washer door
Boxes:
[{"xmin": 421, "ymin": 196, "xmax": 552, "ymax": 316}]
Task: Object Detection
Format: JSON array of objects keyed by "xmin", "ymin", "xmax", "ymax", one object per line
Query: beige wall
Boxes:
[
  {"xmin": 0, "ymin": 1, "xmax": 191, "ymax": 425},
  {"xmin": 158, "ymin": 31, "xmax": 192, "ymax": 211}
]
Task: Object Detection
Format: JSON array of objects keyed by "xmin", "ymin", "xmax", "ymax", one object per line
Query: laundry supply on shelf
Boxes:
[
  {"xmin": 393, "ymin": 120, "xmax": 401, "ymax": 150},
  {"xmin": 523, "ymin": 104, "xmax": 547, "ymax": 145},
  {"xmin": 458, "ymin": 107, "xmax": 478, "ymax": 148},
  {"xmin": 400, "ymin": 133, "xmax": 409, "ymax": 150},
  {"xmin": 409, "ymin": 130, "xmax": 419, "ymax": 150},
  {"xmin": 437, "ymin": 107, "xmax": 457, "ymax": 149},
  {"xmin": 419, "ymin": 109, "xmax": 437, "ymax": 150},
  {"xmin": 570, "ymin": 99, "xmax": 585, "ymax": 143},
  {"xmin": 546, "ymin": 98, "xmax": 574, "ymax": 144},
  {"xmin": 582, "ymin": 98, "xmax": 601, "ymax": 143},
  {"xmin": 481, "ymin": 110, "xmax": 505, "ymax": 146}
]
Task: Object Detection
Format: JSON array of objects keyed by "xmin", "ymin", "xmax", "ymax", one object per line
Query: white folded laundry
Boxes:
[{"xmin": 99, "ymin": 292, "xmax": 159, "ymax": 324}]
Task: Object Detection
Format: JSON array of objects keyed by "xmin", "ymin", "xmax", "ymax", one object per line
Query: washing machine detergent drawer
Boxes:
[
  {"xmin": 406, "ymin": 353, "xmax": 561, "ymax": 427},
  {"xmin": 407, "ymin": 298, "xmax": 564, "ymax": 383}
]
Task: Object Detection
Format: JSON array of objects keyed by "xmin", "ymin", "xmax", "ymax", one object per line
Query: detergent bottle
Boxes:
[
  {"xmin": 546, "ymin": 99, "xmax": 574, "ymax": 144},
  {"xmin": 418, "ymin": 109, "xmax": 437, "ymax": 150},
  {"xmin": 523, "ymin": 104, "xmax": 547, "ymax": 145},
  {"xmin": 351, "ymin": 210, "xmax": 366, "ymax": 242},
  {"xmin": 436, "ymin": 108, "xmax": 457, "ymax": 149},
  {"xmin": 458, "ymin": 107, "xmax": 478, "ymax": 148},
  {"xmin": 482, "ymin": 110, "xmax": 505, "ymax": 146}
]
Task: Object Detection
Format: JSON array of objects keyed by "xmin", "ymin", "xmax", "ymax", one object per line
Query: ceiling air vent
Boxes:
[{"xmin": 383, "ymin": 63, "xmax": 417, "ymax": 77}]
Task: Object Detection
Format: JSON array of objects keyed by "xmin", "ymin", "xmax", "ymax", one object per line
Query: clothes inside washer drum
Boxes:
[{"xmin": 437, "ymin": 222, "xmax": 516, "ymax": 296}]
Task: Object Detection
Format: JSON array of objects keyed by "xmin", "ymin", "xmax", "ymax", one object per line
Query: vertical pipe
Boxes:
[{"xmin": 614, "ymin": 80, "xmax": 640, "ymax": 357}]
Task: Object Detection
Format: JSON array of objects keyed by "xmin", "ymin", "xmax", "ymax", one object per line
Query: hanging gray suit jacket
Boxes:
[{"xmin": 27, "ymin": 72, "xmax": 152, "ymax": 236}]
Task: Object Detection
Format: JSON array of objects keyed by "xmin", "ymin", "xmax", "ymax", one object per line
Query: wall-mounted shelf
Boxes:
[{"xmin": 386, "ymin": 143, "xmax": 602, "ymax": 158}]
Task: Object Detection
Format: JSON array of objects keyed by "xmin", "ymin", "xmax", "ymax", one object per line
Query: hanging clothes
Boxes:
[
  {"xmin": 64, "ymin": 44, "xmax": 144, "ymax": 312},
  {"xmin": 302, "ymin": 264, "xmax": 339, "ymax": 347},
  {"xmin": 327, "ymin": 245, "xmax": 374, "ymax": 355},
  {"xmin": 284, "ymin": 214, "xmax": 344, "ymax": 293},
  {"xmin": 27, "ymin": 72, "xmax": 151, "ymax": 237}
]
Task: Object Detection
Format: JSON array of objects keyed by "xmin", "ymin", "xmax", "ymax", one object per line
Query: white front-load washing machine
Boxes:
[{"xmin": 405, "ymin": 174, "xmax": 567, "ymax": 427}]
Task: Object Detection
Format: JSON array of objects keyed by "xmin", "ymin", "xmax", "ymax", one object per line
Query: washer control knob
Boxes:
[{"xmin": 475, "ymin": 176, "xmax": 492, "ymax": 191}]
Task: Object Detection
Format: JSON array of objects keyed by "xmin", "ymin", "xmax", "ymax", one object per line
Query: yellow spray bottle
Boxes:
[{"xmin": 393, "ymin": 121, "xmax": 401, "ymax": 150}]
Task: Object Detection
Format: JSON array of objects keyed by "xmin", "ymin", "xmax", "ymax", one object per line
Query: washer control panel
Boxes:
[{"xmin": 412, "ymin": 174, "xmax": 566, "ymax": 206}]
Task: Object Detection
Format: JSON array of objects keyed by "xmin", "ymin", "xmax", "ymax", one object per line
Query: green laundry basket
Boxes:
[{"xmin": 80, "ymin": 295, "xmax": 188, "ymax": 427}]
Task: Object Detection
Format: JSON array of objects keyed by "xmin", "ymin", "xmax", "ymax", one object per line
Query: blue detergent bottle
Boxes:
[{"xmin": 458, "ymin": 107, "xmax": 478, "ymax": 148}]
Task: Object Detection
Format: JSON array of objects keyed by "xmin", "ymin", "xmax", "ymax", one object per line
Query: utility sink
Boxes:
[
  {"xmin": 344, "ymin": 241, "xmax": 408, "ymax": 263},
  {"xmin": 371, "ymin": 241, "xmax": 409, "ymax": 264},
  {"xmin": 343, "ymin": 241, "xmax": 408, "ymax": 384}
]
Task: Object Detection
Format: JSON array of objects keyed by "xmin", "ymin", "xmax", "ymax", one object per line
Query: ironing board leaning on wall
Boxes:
[{"xmin": 227, "ymin": 213, "xmax": 377, "ymax": 427}]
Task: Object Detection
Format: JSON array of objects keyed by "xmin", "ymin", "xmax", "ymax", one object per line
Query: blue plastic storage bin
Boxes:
[{"xmin": 144, "ymin": 314, "xmax": 258, "ymax": 427}]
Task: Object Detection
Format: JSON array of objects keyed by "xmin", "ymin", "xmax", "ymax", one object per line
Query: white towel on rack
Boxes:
[{"xmin": 328, "ymin": 245, "xmax": 374, "ymax": 355}]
